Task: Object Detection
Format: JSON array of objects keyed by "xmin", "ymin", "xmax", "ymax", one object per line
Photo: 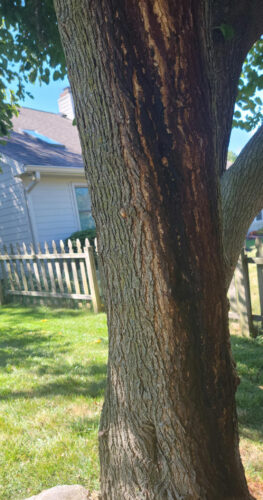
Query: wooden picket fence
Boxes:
[
  {"xmin": 1, "ymin": 235, "xmax": 262, "ymax": 329},
  {"xmin": 0, "ymin": 238, "xmax": 101, "ymax": 312},
  {"xmin": 229, "ymin": 238, "xmax": 263, "ymax": 337}
]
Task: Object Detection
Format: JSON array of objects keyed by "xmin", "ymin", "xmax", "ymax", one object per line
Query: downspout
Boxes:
[{"xmin": 23, "ymin": 171, "xmax": 40, "ymax": 251}]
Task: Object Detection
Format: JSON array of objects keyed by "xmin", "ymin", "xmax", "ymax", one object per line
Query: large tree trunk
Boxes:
[{"xmin": 54, "ymin": 1, "xmax": 263, "ymax": 498}]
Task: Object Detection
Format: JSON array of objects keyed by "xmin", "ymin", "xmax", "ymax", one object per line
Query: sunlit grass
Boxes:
[
  {"xmin": 230, "ymin": 329, "xmax": 263, "ymax": 487},
  {"xmin": 0, "ymin": 305, "xmax": 262, "ymax": 498},
  {"xmin": 0, "ymin": 305, "xmax": 107, "ymax": 500}
]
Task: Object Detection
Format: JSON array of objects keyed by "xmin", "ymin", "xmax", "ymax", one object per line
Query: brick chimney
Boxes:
[{"xmin": 58, "ymin": 87, "xmax": 75, "ymax": 120}]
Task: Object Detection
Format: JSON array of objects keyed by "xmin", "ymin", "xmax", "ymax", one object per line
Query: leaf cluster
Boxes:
[
  {"xmin": 227, "ymin": 150, "xmax": 237, "ymax": 163},
  {"xmin": 234, "ymin": 38, "xmax": 263, "ymax": 131},
  {"xmin": 0, "ymin": 0, "xmax": 66, "ymax": 135},
  {"xmin": 0, "ymin": 2, "xmax": 262, "ymax": 135},
  {"xmin": 65, "ymin": 228, "xmax": 97, "ymax": 251}
]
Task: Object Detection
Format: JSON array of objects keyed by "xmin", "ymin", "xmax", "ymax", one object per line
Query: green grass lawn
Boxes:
[
  {"xmin": 230, "ymin": 325, "xmax": 263, "ymax": 489},
  {"xmin": 0, "ymin": 305, "xmax": 107, "ymax": 500},
  {"xmin": 0, "ymin": 305, "xmax": 262, "ymax": 499}
]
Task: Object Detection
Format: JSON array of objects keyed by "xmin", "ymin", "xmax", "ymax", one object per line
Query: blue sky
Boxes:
[
  {"xmin": 19, "ymin": 75, "xmax": 70, "ymax": 114},
  {"xmin": 229, "ymin": 127, "xmax": 253, "ymax": 155},
  {"xmin": 18, "ymin": 76, "xmax": 253, "ymax": 155}
]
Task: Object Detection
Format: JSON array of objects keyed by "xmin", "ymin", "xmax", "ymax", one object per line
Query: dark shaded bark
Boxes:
[{"xmin": 54, "ymin": 1, "xmax": 263, "ymax": 498}]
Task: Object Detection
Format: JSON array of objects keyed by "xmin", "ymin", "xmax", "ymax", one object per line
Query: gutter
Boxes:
[
  {"xmin": 24, "ymin": 165, "xmax": 85, "ymax": 176},
  {"xmin": 25, "ymin": 171, "xmax": 41, "ymax": 193},
  {"xmin": 23, "ymin": 171, "xmax": 41, "ymax": 250}
]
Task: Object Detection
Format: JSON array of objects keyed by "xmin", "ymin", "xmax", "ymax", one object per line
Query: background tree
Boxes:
[
  {"xmin": 0, "ymin": 0, "xmax": 65, "ymax": 135},
  {"xmin": 1, "ymin": 1, "xmax": 263, "ymax": 499},
  {"xmin": 227, "ymin": 151, "xmax": 237, "ymax": 163},
  {"xmin": 233, "ymin": 37, "xmax": 263, "ymax": 131}
]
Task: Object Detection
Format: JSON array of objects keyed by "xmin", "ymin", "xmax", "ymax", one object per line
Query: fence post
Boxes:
[
  {"xmin": 255, "ymin": 237, "xmax": 263, "ymax": 327},
  {"xmin": 0, "ymin": 247, "xmax": 7, "ymax": 305},
  {"xmin": 84, "ymin": 239, "xmax": 101, "ymax": 313},
  {"xmin": 235, "ymin": 249, "xmax": 254, "ymax": 337},
  {"xmin": 0, "ymin": 278, "xmax": 5, "ymax": 305},
  {"xmin": 228, "ymin": 275, "xmax": 239, "ymax": 321}
]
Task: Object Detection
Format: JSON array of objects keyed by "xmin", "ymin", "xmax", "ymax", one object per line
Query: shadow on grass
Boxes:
[
  {"xmin": 0, "ymin": 304, "xmax": 89, "ymax": 321},
  {"xmin": 0, "ymin": 329, "xmax": 69, "ymax": 369},
  {"xmin": 231, "ymin": 335, "xmax": 263, "ymax": 440},
  {"xmin": 36, "ymin": 362, "xmax": 107, "ymax": 377},
  {"xmin": 0, "ymin": 375, "xmax": 106, "ymax": 401},
  {"xmin": 0, "ymin": 320, "xmax": 107, "ymax": 401}
]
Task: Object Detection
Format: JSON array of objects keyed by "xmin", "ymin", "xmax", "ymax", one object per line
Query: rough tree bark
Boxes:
[
  {"xmin": 54, "ymin": 1, "xmax": 263, "ymax": 498},
  {"xmin": 221, "ymin": 123, "xmax": 263, "ymax": 287}
]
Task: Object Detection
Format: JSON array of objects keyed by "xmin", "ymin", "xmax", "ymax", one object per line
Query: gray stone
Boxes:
[{"xmin": 24, "ymin": 485, "xmax": 90, "ymax": 500}]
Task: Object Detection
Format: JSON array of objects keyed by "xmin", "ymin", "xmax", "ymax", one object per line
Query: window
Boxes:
[
  {"xmin": 256, "ymin": 211, "xmax": 262, "ymax": 221},
  {"xmin": 23, "ymin": 129, "xmax": 64, "ymax": 147},
  {"xmin": 75, "ymin": 187, "xmax": 95, "ymax": 229}
]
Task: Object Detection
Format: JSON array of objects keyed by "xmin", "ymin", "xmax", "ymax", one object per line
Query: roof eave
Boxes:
[{"xmin": 23, "ymin": 164, "xmax": 85, "ymax": 176}]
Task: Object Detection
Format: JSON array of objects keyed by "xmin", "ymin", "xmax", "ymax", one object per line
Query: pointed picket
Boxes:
[
  {"xmin": 76, "ymin": 239, "xmax": 89, "ymax": 295},
  {"xmin": 68, "ymin": 239, "xmax": 80, "ymax": 294},
  {"xmin": 0, "ymin": 246, "xmax": 7, "ymax": 282},
  {"xmin": 60, "ymin": 240, "xmax": 72, "ymax": 293},
  {"xmin": 52, "ymin": 240, "xmax": 64, "ymax": 293},
  {"xmin": 22, "ymin": 242, "xmax": 34, "ymax": 290},
  {"xmin": 84, "ymin": 240, "xmax": 101, "ymax": 313},
  {"xmin": 16, "ymin": 243, "xmax": 28, "ymax": 291},
  {"xmin": 10, "ymin": 243, "xmax": 21, "ymax": 290},
  {"xmin": 3, "ymin": 244, "xmax": 14, "ymax": 291},
  {"xmin": 30, "ymin": 243, "xmax": 42, "ymax": 291},
  {"xmin": 37, "ymin": 242, "xmax": 49, "ymax": 291},
  {"xmin": 45, "ymin": 241, "xmax": 56, "ymax": 293},
  {"xmin": 0, "ymin": 246, "xmax": 6, "ymax": 304}
]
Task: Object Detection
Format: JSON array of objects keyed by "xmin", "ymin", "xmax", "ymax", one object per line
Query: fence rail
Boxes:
[
  {"xmin": 0, "ymin": 238, "xmax": 101, "ymax": 313},
  {"xmin": 1, "ymin": 236, "xmax": 262, "ymax": 330}
]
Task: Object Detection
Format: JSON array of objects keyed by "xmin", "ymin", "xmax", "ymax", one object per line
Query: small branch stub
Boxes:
[{"xmin": 120, "ymin": 208, "xmax": 127, "ymax": 219}]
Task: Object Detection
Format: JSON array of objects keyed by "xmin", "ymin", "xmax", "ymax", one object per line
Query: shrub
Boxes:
[{"xmin": 65, "ymin": 228, "xmax": 97, "ymax": 250}]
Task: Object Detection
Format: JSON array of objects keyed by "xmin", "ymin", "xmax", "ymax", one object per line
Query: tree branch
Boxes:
[{"xmin": 221, "ymin": 124, "xmax": 263, "ymax": 287}]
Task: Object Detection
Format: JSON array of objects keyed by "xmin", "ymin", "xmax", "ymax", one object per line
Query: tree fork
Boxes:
[{"xmin": 54, "ymin": 1, "xmax": 263, "ymax": 498}]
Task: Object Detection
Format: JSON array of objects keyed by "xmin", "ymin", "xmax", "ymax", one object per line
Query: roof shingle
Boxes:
[{"xmin": 0, "ymin": 107, "xmax": 84, "ymax": 168}]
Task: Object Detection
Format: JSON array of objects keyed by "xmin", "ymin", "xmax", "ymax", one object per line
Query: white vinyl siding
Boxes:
[
  {"xmin": 29, "ymin": 175, "xmax": 87, "ymax": 244},
  {"xmin": 0, "ymin": 156, "xmax": 32, "ymax": 248}
]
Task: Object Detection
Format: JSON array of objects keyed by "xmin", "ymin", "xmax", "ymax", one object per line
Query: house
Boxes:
[
  {"xmin": 0, "ymin": 88, "xmax": 94, "ymax": 249},
  {"xmin": 1, "ymin": 87, "xmax": 261, "ymax": 248}
]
